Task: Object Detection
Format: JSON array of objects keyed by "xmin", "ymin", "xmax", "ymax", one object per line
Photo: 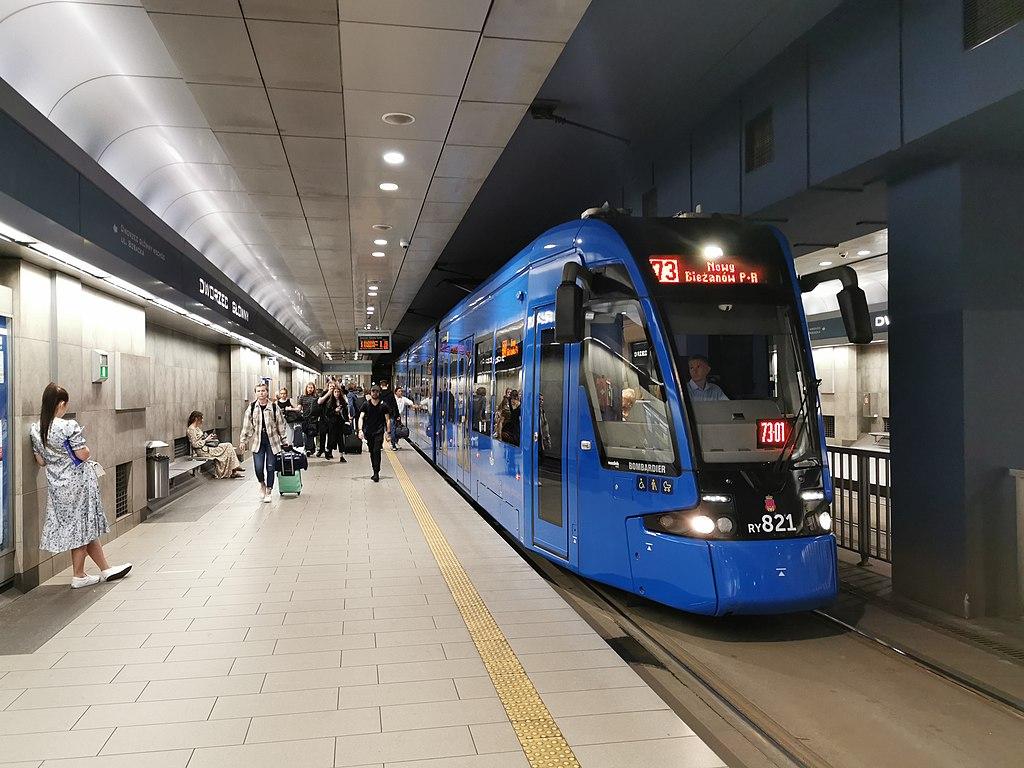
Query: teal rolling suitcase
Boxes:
[{"xmin": 277, "ymin": 471, "xmax": 302, "ymax": 496}]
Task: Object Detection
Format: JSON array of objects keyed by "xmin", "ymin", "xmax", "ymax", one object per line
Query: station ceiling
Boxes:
[{"xmin": 0, "ymin": 0, "xmax": 590, "ymax": 357}]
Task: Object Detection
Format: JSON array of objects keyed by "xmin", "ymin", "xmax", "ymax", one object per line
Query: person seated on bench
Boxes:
[{"xmin": 187, "ymin": 411, "xmax": 244, "ymax": 479}]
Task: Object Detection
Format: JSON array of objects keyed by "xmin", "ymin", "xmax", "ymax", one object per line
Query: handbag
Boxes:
[{"xmin": 394, "ymin": 416, "xmax": 410, "ymax": 440}]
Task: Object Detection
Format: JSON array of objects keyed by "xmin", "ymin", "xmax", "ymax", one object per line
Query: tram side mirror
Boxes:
[
  {"xmin": 837, "ymin": 285, "xmax": 873, "ymax": 344},
  {"xmin": 555, "ymin": 280, "xmax": 585, "ymax": 344}
]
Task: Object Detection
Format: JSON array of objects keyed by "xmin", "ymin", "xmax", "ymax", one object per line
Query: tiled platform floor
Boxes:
[{"xmin": 0, "ymin": 446, "xmax": 723, "ymax": 768}]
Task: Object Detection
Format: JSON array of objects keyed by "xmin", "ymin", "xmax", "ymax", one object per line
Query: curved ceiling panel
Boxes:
[
  {"xmin": 48, "ymin": 75, "xmax": 207, "ymax": 156},
  {"xmin": 102, "ymin": 126, "xmax": 228, "ymax": 192},
  {"xmin": 163, "ymin": 190, "xmax": 258, "ymax": 232},
  {"xmin": 0, "ymin": 3, "xmax": 175, "ymax": 114}
]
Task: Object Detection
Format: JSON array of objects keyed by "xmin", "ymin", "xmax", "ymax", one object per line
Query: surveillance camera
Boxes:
[{"xmin": 400, "ymin": 239, "xmax": 410, "ymax": 249}]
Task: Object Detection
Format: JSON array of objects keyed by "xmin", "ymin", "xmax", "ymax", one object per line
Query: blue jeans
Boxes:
[
  {"xmin": 388, "ymin": 418, "xmax": 398, "ymax": 449},
  {"xmin": 253, "ymin": 432, "xmax": 275, "ymax": 490}
]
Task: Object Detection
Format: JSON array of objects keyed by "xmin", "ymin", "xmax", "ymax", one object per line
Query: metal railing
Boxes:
[{"xmin": 826, "ymin": 445, "xmax": 892, "ymax": 563}]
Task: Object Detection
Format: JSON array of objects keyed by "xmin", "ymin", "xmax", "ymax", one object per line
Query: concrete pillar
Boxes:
[{"xmin": 888, "ymin": 159, "xmax": 1024, "ymax": 618}]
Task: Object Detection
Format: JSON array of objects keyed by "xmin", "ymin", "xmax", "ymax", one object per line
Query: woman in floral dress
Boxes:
[
  {"xmin": 187, "ymin": 411, "xmax": 243, "ymax": 478},
  {"xmin": 30, "ymin": 383, "xmax": 131, "ymax": 589}
]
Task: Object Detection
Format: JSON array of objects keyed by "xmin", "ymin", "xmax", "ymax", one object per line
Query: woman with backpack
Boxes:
[{"xmin": 238, "ymin": 382, "xmax": 289, "ymax": 502}]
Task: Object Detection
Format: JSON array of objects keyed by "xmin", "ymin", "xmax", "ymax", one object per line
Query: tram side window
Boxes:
[
  {"xmin": 581, "ymin": 298, "xmax": 675, "ymax": 467},
  {"xmin": 473, "ymin": 335, "xmax": 495, "ymax": 435},
  {"xmin": 492, "ymin": 322, "xmax": 524, "ymax": 447}
]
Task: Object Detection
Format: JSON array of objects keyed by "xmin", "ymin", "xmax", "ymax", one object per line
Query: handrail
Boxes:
[{"xmin": 827, "ymin": 444, "xmax": 892, "ymax": 564}]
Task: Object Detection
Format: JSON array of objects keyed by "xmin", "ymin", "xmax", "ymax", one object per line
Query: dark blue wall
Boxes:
[{"xmin": 625, "ymin": 0, "xmax": 1024, "ymax": 221}]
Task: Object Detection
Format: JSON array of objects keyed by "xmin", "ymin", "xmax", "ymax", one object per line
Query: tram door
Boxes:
[
  {"xmin": 530, "ymin": 306, "xmax": 568, "ymax": 558},
  {"xmin": 437, "ymin": 346, "xmax": 450, "ymax": 470},
  {"xmin": 455, "ymin": 336, "xmax": 473, "ymax": 489}
]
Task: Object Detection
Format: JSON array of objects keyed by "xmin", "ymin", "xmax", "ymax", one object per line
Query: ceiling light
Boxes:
[
  {"xmin": 373, "ymin": 239, "xmax": 388, "ymax": 246},
  {"xmin": 379, "ymin": 182, "xmax": 399, "ymax": 192},
  {"xmin": 372, "ymin": 251, "xmax": 385, "ymax": 258},
  {"xmin": 382, "ymin": 151, "xmax": 405, "ymax": 165},
  {"xmin": 819, "ymin": 260, "xmax": 833, "ymax": 266},
  {"xmin": 382, "ymin": 112, "xmax": 415, "ymax": 126},
  {"xmin": 702, "ymin": 244, "xmax": 724, "ymax": 260},
  {"xmin": 367, "ymin": 306, "xmax": 375, "ymax": 311},
  {"xmin": 857, "ymin": 249, "xmax": 871, "ymax": 256},
  {"xmin": 372, "ymin": 223, "xmax": 392, "ymax": 231}
]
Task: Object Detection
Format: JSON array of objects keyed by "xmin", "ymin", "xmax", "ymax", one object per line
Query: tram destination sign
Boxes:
[
  {"xmin": 356, "ymin": 331, "xmax": 392, "ymax": 353},
  {"xmin": 649, "ymin": 254, "xmax": 773, "ymax": 286}
]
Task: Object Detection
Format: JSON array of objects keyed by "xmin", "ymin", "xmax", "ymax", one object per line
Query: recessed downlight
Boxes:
[
  {"xmin": 703, "ymin": 244, "xmax": 724, "ymax": 260},
  {"xmin": 857, "ymin": 249, "xmax": 871, "ymax": 256},
  {"xmin": 379, "ymin": 182, "xmax": 399, "ymax": 192},
  {"xmin": 366, "ymin": 306, "xmax": 375, "ymax": 311},
  {"xmin": 373, "ymin": 238, "xmax": 388, "ymax": 246},
  {"xmin": 372, "ymin": 223, "xmax": 392, "ymax": 231},
  {"xmin": 382, "ymin": 112, "xmax": 415, "ymax": 126},
  {"xmin": 819, "ymin": 260, "xmax": 833, "ymax": 266},
  {"xmin": 382, "ymin": 151, "xmax": 405, "ymax": 165},
  {"xmin": 372, "ymin": 251, "xmax": 385, "ymax": 258}
]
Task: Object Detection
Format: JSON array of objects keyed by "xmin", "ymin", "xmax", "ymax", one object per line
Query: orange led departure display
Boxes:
[
  {"xmin": 356, "ymin": 332, "xmax": 392, "ymax": 353},
  {"xmin": 650, "ymin": 255, "xmax": 763, "ymax": 285}
]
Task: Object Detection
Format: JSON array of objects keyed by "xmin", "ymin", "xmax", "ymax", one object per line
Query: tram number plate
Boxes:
[
  {"xmin": 749, "ymin": 514, "xmax": 798, "ymax": 535},
  {"xmin": 636, "ymin": 476, "xmax": 673, "ymax": 494}
]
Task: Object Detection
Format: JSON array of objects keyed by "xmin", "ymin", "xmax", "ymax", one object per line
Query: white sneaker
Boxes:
[
  {"xmin": 262, "ymin": 492, "xmax": 272, "ymax": 503},
  {"xmin": 71, "ymin": 574, "xmax": 101, "ymax": 589},
  {"xmin": 101, "ymin": 564, "xmax": 132, "ymax": 582},
  {"xmin": 257, "ymin": 484, "xmax": 267, "ymax": 499}
]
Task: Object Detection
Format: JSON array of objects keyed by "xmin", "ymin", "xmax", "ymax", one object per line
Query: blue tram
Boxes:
[{"xmin": 396, "ymin": 211, "xmax": 872, "ymax": 615}]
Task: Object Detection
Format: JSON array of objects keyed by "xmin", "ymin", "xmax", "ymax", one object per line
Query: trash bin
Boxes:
[{"xmin": 146, "ymin": 440, "xmax": 170, "ymax": 500}]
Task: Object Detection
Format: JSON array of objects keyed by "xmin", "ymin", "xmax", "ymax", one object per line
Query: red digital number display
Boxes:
[
  {"xmin": 649, "ymin": 256, "xmax": 680, "ymax": 283},
  {"xmin": 649, "ymin": 255, "xmax": 762, "ymax": 285},
  {"xmin": 757, "ymin": 419, "xmax": 790, "ymax": 448}
]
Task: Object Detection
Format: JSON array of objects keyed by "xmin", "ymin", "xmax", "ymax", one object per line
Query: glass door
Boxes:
[
  {"xmin": 456, "ymin": 336, "xmax": 473, "ymax": 488},
  {"xmin": 531, "ymin": 306, "xmax": 568, "ymax": 558}
]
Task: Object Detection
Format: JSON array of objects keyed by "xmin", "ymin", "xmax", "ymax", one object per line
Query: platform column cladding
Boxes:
[{"xmin": 888, "ymin": 158, "xmax": 1024, "ymax": 618}]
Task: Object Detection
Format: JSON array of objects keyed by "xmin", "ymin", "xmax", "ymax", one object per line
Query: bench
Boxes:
[{"xmin": 169, "ymin": 436, "xmax": 214, "ymax": 481}]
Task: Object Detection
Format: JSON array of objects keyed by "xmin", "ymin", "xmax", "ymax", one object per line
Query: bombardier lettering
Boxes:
[{"xmin": 627, "ymin": 461, "xmax": 668, "ymax": 474}]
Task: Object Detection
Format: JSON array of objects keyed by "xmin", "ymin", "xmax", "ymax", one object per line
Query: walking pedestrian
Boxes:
[
  {"xmin": 389, "ymin": 386, "xmax": 414, "ymax": 450},
  {"xmin": 30, "ymin": 383, "xmax": 131, "ymax": 588},
  {"xmin": 298, "ymin": 382, "xmax": 319, "ymax": 457},
  {"xmin": 357, "ymin": 385, "xmax": 392, "ymax": 482},
  {"xmin": 238, "ymin": 382, "xmax": 288, "ymax": 502},
  {"xmin": 318, "ymin": 382, "xmax": 348, "ymax": 462}
]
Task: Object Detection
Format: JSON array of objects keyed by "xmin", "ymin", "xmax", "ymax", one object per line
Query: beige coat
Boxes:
[{"xmin": 239, "ymin": 400, "xmax": 288, "ymax": 454}]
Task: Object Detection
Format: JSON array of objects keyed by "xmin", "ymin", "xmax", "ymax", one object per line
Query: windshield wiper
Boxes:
[{"xmin": 770, "ymin": 377, "xmax": 818, "ymax": 481}]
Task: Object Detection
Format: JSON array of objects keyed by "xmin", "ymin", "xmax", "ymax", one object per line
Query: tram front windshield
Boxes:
[{"xmin": 659, "ymin": 298, "xmax": 815, "ymax": 465}]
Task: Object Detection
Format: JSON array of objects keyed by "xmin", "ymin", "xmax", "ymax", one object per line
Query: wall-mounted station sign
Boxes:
[{"xmin": 356, "ymin": 331, "xmax": 392, "ymax": 353}]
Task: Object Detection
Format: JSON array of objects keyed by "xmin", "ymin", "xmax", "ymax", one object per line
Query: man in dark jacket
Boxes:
[{"xmin": 357, "ymin": 386, "xmax": 392, "ymax": 483}]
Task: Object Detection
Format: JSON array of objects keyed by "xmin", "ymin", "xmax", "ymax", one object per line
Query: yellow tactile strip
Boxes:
[{"xmin": 386, "ymin": 449, "xmax": 582, "ymax": 768}]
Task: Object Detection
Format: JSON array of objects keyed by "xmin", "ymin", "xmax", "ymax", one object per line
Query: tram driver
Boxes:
[{"xmin": 687, "ymin": 355, "xmax": 729, "ymax": 401}]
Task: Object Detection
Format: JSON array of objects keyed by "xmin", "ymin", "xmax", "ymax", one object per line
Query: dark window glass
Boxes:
[
  {"xmin": 493, "ymin": 321, "xmax": 524, "ymax": 446},
  {"xmin": 473, "ymin": 335, "xmax": 495, "ymax": 435}
]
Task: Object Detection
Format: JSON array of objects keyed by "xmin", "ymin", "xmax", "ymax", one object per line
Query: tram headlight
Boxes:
[
  {"xmin": 644, "ymin": 494, "xmax": 736, "ymax": 539},
  {"xmin": 817, "ymin": 511, "xmax": 832, "ymax": 531},
  {"xmin": 800, "ymin": 490, "xmax": 825, "ymax": 502},
  {"xmin": 690, "ymin": 514, "xmax": 715, "ymax": 535}
]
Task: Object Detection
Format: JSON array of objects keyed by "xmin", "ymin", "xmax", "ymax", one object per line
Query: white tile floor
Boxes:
[{"xmin": 0, "ymin": 447, "xmax": 724, "ymax": 768}]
